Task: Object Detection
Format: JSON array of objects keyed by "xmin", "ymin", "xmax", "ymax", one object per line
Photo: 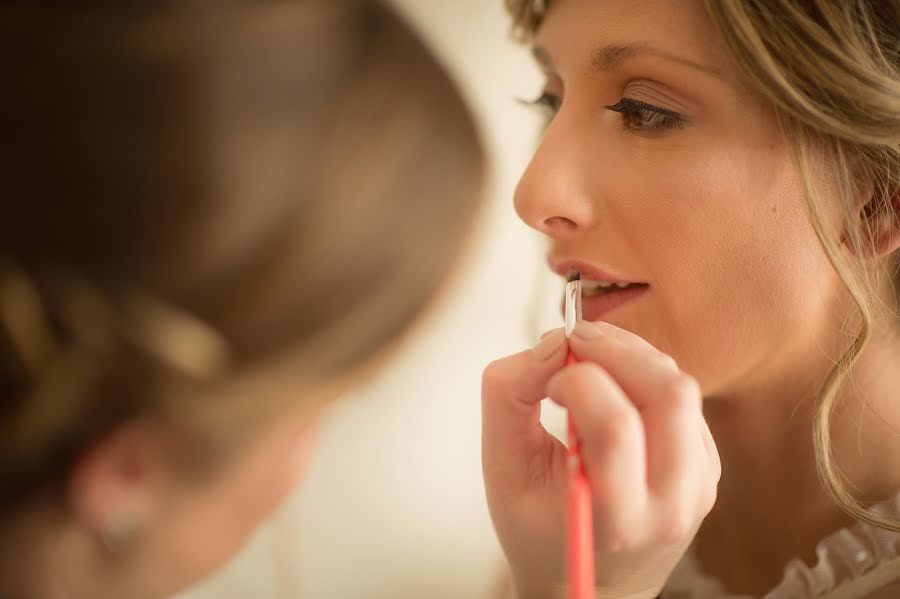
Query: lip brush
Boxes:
[{"xmin": 565, "ymin": 269, "xmax": 594, "ymax": 599}]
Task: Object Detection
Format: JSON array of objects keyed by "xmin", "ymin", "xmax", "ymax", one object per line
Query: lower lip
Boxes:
[{"xmin": 567, "ymin": 285, "xmax": 649, "ymax": 321}]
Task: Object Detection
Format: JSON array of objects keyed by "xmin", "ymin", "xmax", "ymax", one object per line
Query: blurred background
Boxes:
[{"xmin": 181, "ymin": 1, "xmax": 565, "ymax": 597}]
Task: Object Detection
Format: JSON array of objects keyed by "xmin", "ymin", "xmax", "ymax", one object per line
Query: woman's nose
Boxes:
[{"xmin": 513, "ymin": 123, "xmax": 598, "ymax": 239}]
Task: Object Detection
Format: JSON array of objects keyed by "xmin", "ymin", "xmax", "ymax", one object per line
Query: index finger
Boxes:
[
  {"xmin": 567, "ymin": 321, "xmax": 705, "ymax": 498},
  {"xmin": 568, "ymin": 321, "xmax": 686, "ymax": 409}
]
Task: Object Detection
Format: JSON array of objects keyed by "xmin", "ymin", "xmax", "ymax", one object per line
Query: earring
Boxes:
[
  {"xmin": 532, "ymin": 0, "xmax": 547, "ymax": 16},
  {"xmin": 99, "ymin": 511, "xmax": 138, "ymax": 553}
]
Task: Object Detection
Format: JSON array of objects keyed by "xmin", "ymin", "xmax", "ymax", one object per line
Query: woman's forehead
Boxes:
[{"xmin": 532, "ymin": 0, "xmax": 732, "ymax": 80}]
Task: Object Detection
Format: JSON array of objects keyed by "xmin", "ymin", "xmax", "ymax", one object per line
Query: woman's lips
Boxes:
[
  {"xmin": 579, "ymin": 283, "xmax": 649, "ymax": 320},
  {"xmin": 558, "ymin": 283, "xmax": 650, "ymax": 321},
  {"xmin": 551, "ymin": 258, "xmax": 649, "ymax": 320},
  {"xmin": 551, "ymin": 259, "xmax": 638, "ymax": 285}
]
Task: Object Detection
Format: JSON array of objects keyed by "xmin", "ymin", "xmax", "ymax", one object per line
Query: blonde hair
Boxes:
[
  {"xmin": 0, "ymin": 0, "xmax": 484, "ymax": 519},
  {"xmin": 505, "ymin": 0, "xmax": 900, "ymax": 531}
]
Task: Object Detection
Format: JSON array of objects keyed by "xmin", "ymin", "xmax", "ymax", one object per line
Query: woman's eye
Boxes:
[
  {"xmin": 520, "ymin": 91, "xmax": 561, "ymax": 114},
  {"xmin": 605, "ymin": 98, "xmax": 686, "ymax": 132}
]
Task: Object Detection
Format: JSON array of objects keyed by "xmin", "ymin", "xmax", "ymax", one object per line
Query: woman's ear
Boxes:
[
  {"xmin": 855, "ymin": 189, "xmax": 900, "ymax": 258},
  {"xmin": 67, "ymin": 419, "xmax": 168, "ymax": 552}
]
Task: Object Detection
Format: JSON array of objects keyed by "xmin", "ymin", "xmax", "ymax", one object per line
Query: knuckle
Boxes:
[
  {"xmin": 701, "ymin": 472, "xmax": 721, "ymax": 514},
  {"xmin": 481, "ymin": 357, "xmax": 516, "ymax": 397},
  {"xmin": 658, "ymin": 511, "xmax": 695, "ymax": 545},
  {"xmin": 597, "ymin": 523, "xmax": 639, "ymax": 554},
  {"xmin": 553, "ymin": 362, "xmax": 610, "ymax": 405},
  {"xmin": 594, "ymin": 409, "xmax": 640, "ymax": 450},
  {"xmin": 662, "ymin": 374, "xmax": 702, "ymax": 411},
  {"xmin": 658, "ymin": 353, "xmax": 679, "ymax": 371},
  {"xmin": 702, "ymin": 482, "xmax": 719, "ymax": 515},
  {"xmin": 710, "ymin": 453, "xmax": 723, "ymax": 484},
  {"xmin": 566, "ymin": 362, "xmax": 605, "ymax": 390}
]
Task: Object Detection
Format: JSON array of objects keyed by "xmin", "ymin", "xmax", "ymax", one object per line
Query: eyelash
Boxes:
[
  {"xmin": 522, "ymin": 93, "xmax": 686, "ymax": 132},
  {"xmin": 606, "ymin": 98, "xmax": 686, "ymax": 132}
]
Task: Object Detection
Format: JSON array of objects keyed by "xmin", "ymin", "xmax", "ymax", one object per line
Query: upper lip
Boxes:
[{"xmin": 549, "ymin": 257, "xmax": 646, "ymax": 285}]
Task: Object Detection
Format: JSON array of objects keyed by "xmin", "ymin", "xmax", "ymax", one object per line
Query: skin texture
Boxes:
[
  {"xmin": 483, "ymin": 0, "xmax": 900, "ymax": 595},
  {"xmin": 518, "ymin": 0, "xmax": 845, "ymax": 397}
]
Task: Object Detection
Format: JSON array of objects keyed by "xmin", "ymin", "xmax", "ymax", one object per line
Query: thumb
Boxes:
[{"xmin": 481, "ymin": 328, "xmax": 568, "ymax": 497}]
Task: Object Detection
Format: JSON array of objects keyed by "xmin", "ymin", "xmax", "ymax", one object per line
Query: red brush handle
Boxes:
[{"xmin": 566, "ymin": 349, "xmax": 594, "ymax": 599}]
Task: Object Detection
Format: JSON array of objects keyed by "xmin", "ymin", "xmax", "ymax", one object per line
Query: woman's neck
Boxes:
[
  {"xmin": 3, "ymin": 509, "xmax": 142, "ymax": 599},
  {"xmin": 694, "ymin": 321, "xmax": 900, "ymax": 595}
]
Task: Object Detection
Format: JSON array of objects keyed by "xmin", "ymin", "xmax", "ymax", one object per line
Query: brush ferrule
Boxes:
[{"xmin": 565, "ymin": 279, "xmax": 582, "ymax": 337}]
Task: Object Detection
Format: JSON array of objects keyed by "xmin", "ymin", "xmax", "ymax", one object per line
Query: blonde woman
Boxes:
[
  {"xmin": 0, "ymin": 1, "xmax": 490, "ymax": 597},
  {"xmin": 482, "ymin": 0, "xmax": 900, "ymax": 598}
]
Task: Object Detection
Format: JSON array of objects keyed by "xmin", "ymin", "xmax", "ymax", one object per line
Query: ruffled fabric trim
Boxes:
[{"xmin": 663, "ymin": 494, "xmax": 900, "ymax": 599}]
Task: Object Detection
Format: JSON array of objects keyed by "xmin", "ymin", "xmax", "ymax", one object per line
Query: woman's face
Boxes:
[{"xmin": 518, "ymin": 0, "xmax": 845, "ymax": 396}]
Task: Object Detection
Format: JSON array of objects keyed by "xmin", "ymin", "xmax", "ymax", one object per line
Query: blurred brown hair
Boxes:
[{"xmin": 0, "ymin": 0, "xmax": 484, "ymax": 518}]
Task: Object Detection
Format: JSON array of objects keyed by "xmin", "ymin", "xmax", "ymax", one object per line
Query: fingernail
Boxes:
[
  {"xmin": 531, "ymin": 329, "xmax": 565, "ymax": 361},
  {"xmin": 572, "ymin": 321, "xmax": 603, "ymax": 339}
]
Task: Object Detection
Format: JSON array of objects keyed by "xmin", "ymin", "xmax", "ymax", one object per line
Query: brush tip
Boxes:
[{"xmin": 566, "ymin": 268, "xmax": 581, "ymax": 283}]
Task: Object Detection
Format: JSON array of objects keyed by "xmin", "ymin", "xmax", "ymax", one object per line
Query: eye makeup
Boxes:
[
  {"xmin": 521, "ymin": 91, "xmax": 687, "ymax": 134},
  {"xmin": 604, "ymin": 97, "xmax": 687, "ymax": 132}
]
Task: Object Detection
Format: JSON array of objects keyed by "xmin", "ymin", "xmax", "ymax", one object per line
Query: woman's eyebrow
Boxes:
[
  {"xmin": 594, "ymin": 42, "xmax": 723, "ymax": 79},
  {"xmin": 532, "ymin": 42, "xmax": 723, "ymax": 80}
]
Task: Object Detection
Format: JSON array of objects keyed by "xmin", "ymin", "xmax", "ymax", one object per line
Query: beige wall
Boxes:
[{"xmin": 180, "ymin": 2, "xmax": 565, "ymax": 597}]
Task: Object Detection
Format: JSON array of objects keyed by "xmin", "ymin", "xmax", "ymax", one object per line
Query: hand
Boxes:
[{"xmin": 482, "ymin": 321, "xmax": 720, "ymax": 599}]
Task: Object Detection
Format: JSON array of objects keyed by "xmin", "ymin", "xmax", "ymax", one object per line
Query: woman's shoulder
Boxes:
[{"xmin": 663, "ymin": 494, "xmax": 900, "ymax": 599}]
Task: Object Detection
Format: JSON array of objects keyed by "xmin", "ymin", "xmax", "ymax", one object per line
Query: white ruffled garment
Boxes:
[{"xmin": 663, "ymin": 494, "xmax": 900, "ymax": 599}]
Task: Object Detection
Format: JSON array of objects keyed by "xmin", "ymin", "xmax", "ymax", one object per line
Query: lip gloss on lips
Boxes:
[
  {"xmin": 552, "ymin": 260, "xmax": 650, "ymax": 322},
  {"xmin": 565, "ymin": 270, "xmax": 594, "ymax": 599}
]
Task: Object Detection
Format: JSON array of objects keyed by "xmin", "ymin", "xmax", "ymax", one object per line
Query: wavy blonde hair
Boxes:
[{"xmin": 505, "ymin": 0, "xmax": 900, "ymax": 532}]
